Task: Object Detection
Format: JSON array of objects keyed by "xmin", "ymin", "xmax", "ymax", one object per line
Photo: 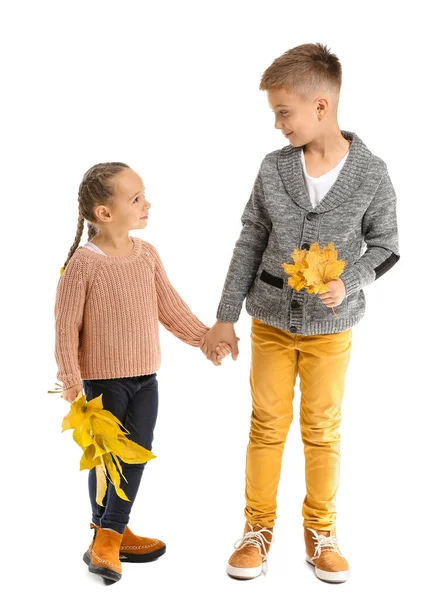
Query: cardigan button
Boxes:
[
  {"xmin": 290, "ymin": 326, "xmax": 298, "ymax": 333},
  {"xmin": 306, "ymin": 213, "xmax": 317, "ymax": 221},
  {"xmin": 291, "ymin": 300, "xmax": 299, "ymax": 309},
  {"xmin": 301, "ymin": 243, "xmax": 310, "ymax": 250}
]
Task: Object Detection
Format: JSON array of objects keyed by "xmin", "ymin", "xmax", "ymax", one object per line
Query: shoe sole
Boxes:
[
  {"xmin": 226, "ymin": 562, "xmax": 264, "ymax": 580},
  {"xmin": 119, "ymin": 544, "xmax": 166, "ymax": 563},
  {"xmin": 83, "ymin": 551, "xmax": 122, "ymax": 583},
  {"xmin": 306, "ymin": 555, "xmax": 350, "ymax": 583}
]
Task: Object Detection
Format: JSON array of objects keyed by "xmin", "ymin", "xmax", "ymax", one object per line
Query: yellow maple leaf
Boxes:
[
  {"xmin": 303, "ymin": 242, "xmax": 346, "ymax": 293},
  {"xmin": 281, "ymin": 247, "xmax": 309, "ymax": 291},
  {"xmin": 95, "ymin": 461, "xmax": 107, "ymax": 505},
  {"xmin": 282, "ymin": 241, "xmax": 346, "ymax": 317},
  {"xmin": 61, "ymin": 392, "xmax": 156, "ymax": 505}
]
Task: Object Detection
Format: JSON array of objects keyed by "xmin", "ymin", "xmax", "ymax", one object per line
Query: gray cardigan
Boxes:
[{"xmin": 216, "ymin": 130, "xmax": 400, "ymax": 335}]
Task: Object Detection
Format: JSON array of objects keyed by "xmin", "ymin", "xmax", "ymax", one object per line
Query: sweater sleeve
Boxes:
[
  {"xmin": 339, "ymin": 166, "xmax": 400, "ymax": 298},
  {"xmin": 149, "ymin": 244, "xmax": 210, "ymax": 346},
  {"xmin": 216, "ymin": 165, "xmax": 271, "ymax": 323},
  {"xmin": 54, "ymin": 255, "xmax": 86, "ymax": 391}
]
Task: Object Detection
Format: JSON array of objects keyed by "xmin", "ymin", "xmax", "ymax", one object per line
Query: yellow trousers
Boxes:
[{"xmin": 244, "ymin": 317, "xmax": 353, "ymax": 531}]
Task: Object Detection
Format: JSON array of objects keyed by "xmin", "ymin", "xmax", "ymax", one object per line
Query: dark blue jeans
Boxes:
[{"xmin": 82, "ymin": 373, "xmax": 159, "ymax": 534}]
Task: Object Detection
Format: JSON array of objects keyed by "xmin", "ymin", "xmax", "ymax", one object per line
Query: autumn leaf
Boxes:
[
  {"xmin": 61, "ymin": 392, "xmax": 156, "ymax": 505},
  {"xmin": 303, "ymin": 242, "xmax": 346, "ymax": 293},
  {"xmin": 281, "ymin": 247, "xmax": 309, "ymax": 292},
  {"xmin": 95, "ymin": 461, "xmax": 107, "ymax": 506},
  {"xmin": 282, "ymin": 241, "xmax": 346, "ymax": 317}
]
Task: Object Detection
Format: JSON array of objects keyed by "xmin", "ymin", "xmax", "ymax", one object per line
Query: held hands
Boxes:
[
  {"xmin": 200, "ymin": 321, "xmax": 240, "ymax": 366},
  {"xmin": 318, "ymin": 278, "xmax": 347, "ymax": 307}
]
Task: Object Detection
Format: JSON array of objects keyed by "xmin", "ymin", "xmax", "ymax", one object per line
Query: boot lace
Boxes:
[
  {"xmin": 233, "ymin": 524, "xmax": 275, "ymax": 575},
  {"xmin": 307, "ymin": 528, "xmax": 343, "ymax": 559}
]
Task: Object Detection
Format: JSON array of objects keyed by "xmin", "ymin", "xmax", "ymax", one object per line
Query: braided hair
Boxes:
[{"xmin": 60, "ymin": 162, "xmax": 129, "ymax": 275}]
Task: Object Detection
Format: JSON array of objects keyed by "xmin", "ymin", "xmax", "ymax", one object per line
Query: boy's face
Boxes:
[
  {"xmin": 94, "ymin": 168, "xmax": 151, "ymax": 231},
  {"xmin": 267, "ymin": 88, "xmax": 322, "ymax": 147}
]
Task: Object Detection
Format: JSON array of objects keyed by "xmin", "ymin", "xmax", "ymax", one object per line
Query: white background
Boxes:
[{"xmin": 2, "ymin": 1, "xmax": 446, "ymax": 598}]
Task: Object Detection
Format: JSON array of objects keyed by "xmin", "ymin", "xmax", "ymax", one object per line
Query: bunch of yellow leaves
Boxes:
[
  {"xmin": 281, "ymin": 242, "xmax": 346, "ymax": 317},
  {"xmin": 60, "ymin": 390, "xmax": 156, "ymax": 506}
]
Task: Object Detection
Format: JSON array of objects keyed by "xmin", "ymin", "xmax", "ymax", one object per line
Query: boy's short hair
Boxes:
[{"xmin": 260, "ymin": 42, "xmax": 342, "ymax": 100}]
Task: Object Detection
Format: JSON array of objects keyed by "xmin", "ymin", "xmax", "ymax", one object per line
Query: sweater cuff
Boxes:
[
  {"xmin": 338, "ymin": 268, "xmax": 362, "ymax": 298},
  {"xmin": 188, "ymin": 324, "xmax": 210, "ymax": 347},
  {"xmin": 216, "ymin": 301, "xmax": 242, "ymax": 323},
  {"xmin": 61, "ymin": 376, "xmax": 82, "ymax": 392}
]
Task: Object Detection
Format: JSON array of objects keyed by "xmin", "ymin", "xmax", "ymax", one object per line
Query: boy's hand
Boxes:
[
  {"xmin": 201, "ymin": 321, "xmax": 240, "ymax": 365},
  {"xmin": 318, "ymin": 278, "xmax": 347, "ymax": 307},
  {"xmin": 62, "ymin": 383, "xmax": 83, "ymax": 403}
]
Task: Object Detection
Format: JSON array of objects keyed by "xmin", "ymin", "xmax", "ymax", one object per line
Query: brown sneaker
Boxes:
[
  {"xmin": 227, "ymin": 522, "xmax": 275, "ymax": 580},
  {"xmin": 304, "ymin": 526, "xmax": 350, "ymax": 583},
  {"xmin": 83, "ymin": 524, "xmax": 123, "ymax": 583}
]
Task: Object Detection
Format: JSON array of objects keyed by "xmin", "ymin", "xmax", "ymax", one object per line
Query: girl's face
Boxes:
[{"xmin": 94, "ymin": 168, "xmax": 151, "ymax": 232}]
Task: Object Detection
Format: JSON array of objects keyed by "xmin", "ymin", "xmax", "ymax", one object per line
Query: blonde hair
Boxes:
[
  {"xmin": 61, "ymin": 162, "xmax": 129, "ymax": 274},
  {"xmin": 260, "ymin": 42, "xmax": 342, "ymax": 99}
]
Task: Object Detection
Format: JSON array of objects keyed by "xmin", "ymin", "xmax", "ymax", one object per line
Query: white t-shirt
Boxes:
[
  {"xmin": 83, "ymin": 241, "xmax": 107, "ymax": 255},
  {"xmin": 301, "ymin": 148, "xmax": 349, "ymax": 209}
]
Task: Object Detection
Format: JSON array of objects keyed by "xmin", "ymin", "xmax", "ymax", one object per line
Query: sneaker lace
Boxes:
[
  {"xmin": 233, "ymin": 525, "xmax": 275, "ymax": 575},
  {"xmin": 307, "ymin": 528, "xmax": 343, "ymax": 559}
]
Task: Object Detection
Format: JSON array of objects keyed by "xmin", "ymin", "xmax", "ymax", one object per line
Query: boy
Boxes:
[{"xmin": 201, "ymin": 42, "xmax": 400, "ymax": 583}]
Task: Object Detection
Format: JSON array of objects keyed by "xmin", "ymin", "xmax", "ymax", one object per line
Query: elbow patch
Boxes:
[{"xmin": 374, "ymin": 252, "xmax": 400, "ymax": 280}]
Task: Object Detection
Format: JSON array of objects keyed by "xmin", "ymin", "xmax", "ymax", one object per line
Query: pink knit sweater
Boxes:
[{"xmin": 54, "ymin": 236, "xmax": 210, "ymax": 390}]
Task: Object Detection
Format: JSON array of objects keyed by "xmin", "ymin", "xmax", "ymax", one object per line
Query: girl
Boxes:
[{"xmin": 54, "ymin": 162, "xmax": 232, "ymax": 584}]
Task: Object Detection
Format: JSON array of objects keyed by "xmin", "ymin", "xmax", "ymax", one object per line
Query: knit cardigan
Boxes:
[
  {"xmin": 54, "ymin": 237, "xmax": 209, "ymax": 390},
  {"xmin": 216, "ymin": 130, "xmax": 400, "ymax": 335}
]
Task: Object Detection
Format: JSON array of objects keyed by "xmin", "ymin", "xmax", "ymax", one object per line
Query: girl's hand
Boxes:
[
  {"xmin": 63, "ymin": 383, "xmax": 83, "ymax": 403},
  {"xmin": 216, "ymin": 342, "xmax": 233, "ymax": 363}
]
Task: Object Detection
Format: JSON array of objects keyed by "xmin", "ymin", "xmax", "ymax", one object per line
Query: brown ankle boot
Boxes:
[
  {"xmin": 304, "ymin": 526, "xmax": 350, "ymax": 583},
  {"xmin": 83, "ymin": 524, "xmax": 123, "ymax": 583},
  {"xmin": 89, "ymin": 522, "xmax": 166, "ymax": 563},
  {"xmin": 227, "ymin": 521, "xmax": 275, "ymax": 580},
  {"xmin": 119, "ymin": 524, "xmax": 166, "ymax": 563}
]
